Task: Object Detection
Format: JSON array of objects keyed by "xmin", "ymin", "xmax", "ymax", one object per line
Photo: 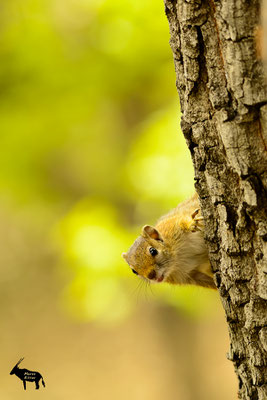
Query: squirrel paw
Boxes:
[{"xmin": 190, "ymin": 209, "xmax": 204, "ymax": 232}]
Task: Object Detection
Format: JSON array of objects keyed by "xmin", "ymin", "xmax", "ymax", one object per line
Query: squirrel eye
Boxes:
[{"xmin": 149, "ymin": 247, "xmax": 158, "ymax": 256}]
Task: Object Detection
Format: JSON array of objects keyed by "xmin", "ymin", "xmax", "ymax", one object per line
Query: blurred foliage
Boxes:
[{"xmin": 0, "ymin": 0, "xmax": 219, "ymax": 323}]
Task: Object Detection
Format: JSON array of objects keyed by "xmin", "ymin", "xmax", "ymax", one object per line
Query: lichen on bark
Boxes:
[{"xmin": 163, "ymin": 0, "xmax": 267, "ymax": 399}]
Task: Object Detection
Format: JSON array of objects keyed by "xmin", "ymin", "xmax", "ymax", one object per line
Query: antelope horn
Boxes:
[{"xmin": 16, "ymin": 357, "xmax": 24, "ymax": 366}]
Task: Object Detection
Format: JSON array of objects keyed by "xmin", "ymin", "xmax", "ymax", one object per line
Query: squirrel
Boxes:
[{"xmin": 122, "ymin": 193, "xmax": 216, "ymax": 289}]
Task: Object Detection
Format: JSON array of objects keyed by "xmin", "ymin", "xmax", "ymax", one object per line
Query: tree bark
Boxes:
[{"xmin": 163, "ymin": 1, "xmax": 267, "ymax": 399}]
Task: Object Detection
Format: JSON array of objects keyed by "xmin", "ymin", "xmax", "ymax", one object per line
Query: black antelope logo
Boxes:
[{"xmin": 10, "ymin": 357, "xmax": 46, "ymax": 390}]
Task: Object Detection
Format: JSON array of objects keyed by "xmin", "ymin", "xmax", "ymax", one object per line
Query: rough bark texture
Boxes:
[{"xmin": 163, "ymin": 1, "xmax": 267, "ymax": 399}]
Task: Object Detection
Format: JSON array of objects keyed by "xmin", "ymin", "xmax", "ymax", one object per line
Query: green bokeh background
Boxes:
[{"xmin": 0, "ymin": 0, "xmax": 220, "ymax": 323}]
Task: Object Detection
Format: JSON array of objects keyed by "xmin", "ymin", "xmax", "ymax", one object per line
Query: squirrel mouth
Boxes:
[
  {"xmin": 147, "ymin": 270, "xmax": 164, "ymax": 283},
  {"xmin": 157, "ymin": 275, "xmax": 164, "ymax": 283}
]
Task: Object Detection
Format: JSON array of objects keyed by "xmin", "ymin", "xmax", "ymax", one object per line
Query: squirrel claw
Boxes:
[
  {"xmin": 191, "ymin": 209, "xmax": 204, "ymax": 232},
  {"xmin": 194, "ymin": 216, "xmax": 204, "ymax": 221},
  {"xmin": 191, "ymin": 208, "xmax": 200, "ymax": 219}
]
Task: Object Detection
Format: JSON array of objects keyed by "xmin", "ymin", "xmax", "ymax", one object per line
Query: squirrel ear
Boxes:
[{"xmin": 142, "ymin": 225, "xmax": 163, "ymax": 241}]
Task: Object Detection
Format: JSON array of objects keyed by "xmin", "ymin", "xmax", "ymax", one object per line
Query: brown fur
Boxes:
[{"xmin": 122, "ymin": 194, "xmax": 216, "ymax": 289}]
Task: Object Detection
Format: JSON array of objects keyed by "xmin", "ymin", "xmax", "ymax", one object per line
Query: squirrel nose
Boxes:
[
  {"xmin": 147, "ymin": 270, "xmax": 156, "ymax": 280},
  {"xmin": 122, "ymin": 252, "xmax": 127, "ymax": 260}
]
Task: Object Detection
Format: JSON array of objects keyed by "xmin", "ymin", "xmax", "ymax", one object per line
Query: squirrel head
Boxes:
[{"xmin": 122, "ymin": 225, "xmax": 168, "ymax": 283}]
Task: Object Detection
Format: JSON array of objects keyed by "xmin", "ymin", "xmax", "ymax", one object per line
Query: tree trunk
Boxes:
[{"xmin": 163, "ymin": 1, "xmax": 267, "ymax": 399}]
